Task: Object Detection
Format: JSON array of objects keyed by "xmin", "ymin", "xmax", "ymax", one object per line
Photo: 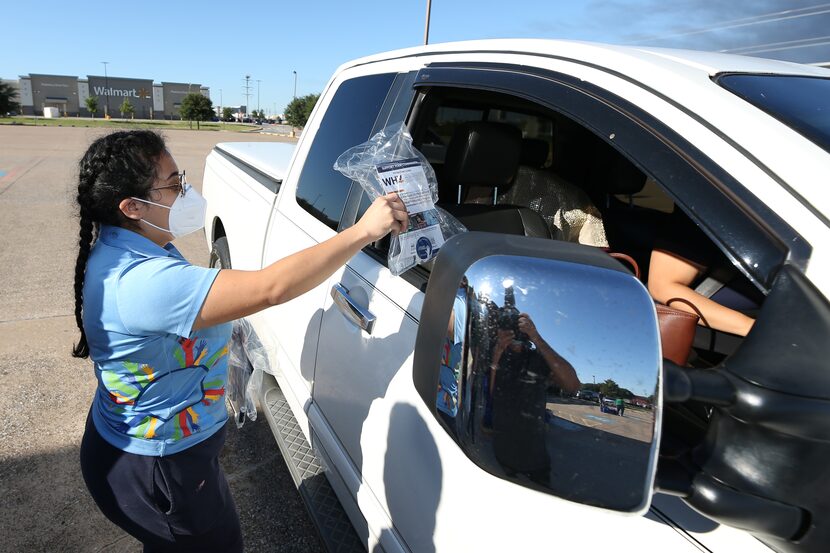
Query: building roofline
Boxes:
[
  {"xmin": 27, "ymin": 73, "xmax": 80, "ymax": 79},
  {"xmin": 86, "ymin": 75, "xmax": 153, "ymax": 80}
]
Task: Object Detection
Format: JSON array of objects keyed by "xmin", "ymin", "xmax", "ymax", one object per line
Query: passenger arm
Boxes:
[{"xmin": 647, "ymin": 249, "xmax": 754, "ymax": 336}]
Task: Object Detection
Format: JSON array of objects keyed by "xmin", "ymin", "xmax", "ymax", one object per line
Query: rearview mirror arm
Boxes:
[{"xmin": 663, "ymin": 362, "xmax": 734, "ymax": 406}]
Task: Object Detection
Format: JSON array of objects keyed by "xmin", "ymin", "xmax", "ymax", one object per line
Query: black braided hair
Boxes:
[{"xmin": 72, "ymin": 131, "xmax": 167, "ymax": 358}]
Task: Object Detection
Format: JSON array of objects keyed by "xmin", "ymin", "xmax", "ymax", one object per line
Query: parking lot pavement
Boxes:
[
  {"xmin": 0, "ymin": 126, "xmax": 323, "ymax": 552},
  {"xmin": 548, "ymin": 399, "xmax": 655, "ymax": 443}
]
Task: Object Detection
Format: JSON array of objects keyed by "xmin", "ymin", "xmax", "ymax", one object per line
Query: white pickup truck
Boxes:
[{"xmin": 202, "ymin": 40, "xmax": 830, "ymax": 553}]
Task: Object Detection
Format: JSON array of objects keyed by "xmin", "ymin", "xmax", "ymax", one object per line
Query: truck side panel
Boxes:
[{"xmin": 202, "ymin": 149, "xmax": 277, "ymax": 271}]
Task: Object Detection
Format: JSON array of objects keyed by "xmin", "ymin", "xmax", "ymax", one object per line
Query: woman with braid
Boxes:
[{"xmin": 73, "ymin": 130, "xmax": 408, "ymax": 552}]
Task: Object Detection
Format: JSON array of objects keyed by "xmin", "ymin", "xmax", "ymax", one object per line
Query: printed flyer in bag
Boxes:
[
  {"xmin": 334, "ymin": 123, "xmax": 466, "ymax": 275},
  {"xmin": 376, "ymin": 157, "xmax": 445, "ymax": 264}
]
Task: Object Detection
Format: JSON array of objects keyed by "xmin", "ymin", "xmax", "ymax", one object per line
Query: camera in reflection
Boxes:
[{"xmin": 497, "ymin": 305, "xmax": 529, "ymax": 345}]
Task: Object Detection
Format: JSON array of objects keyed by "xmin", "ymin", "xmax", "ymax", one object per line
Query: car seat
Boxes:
[{"xmin": 439, "ymin": 122, "xmax": 550, "ymax": 238}]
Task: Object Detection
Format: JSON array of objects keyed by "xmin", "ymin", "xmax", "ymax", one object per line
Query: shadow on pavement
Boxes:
[{"xmin": 0, "ymin": 416, "xmax": 324, "ymax": 553}]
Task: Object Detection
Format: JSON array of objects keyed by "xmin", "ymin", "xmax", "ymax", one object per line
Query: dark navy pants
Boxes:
[{"xmin": 80, "ymin": 412, "xmax": 243, "ymax": 553}]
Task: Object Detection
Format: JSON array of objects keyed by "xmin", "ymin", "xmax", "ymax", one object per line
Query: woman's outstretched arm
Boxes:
[{"xmin": 193, "ymin": 194, "xmax": 408, "ymax": 330}]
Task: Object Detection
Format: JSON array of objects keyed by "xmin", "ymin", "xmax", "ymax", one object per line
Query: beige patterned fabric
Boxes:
[{"xmin": 499, "ymin": 166, "xmax": 608, "ymax": 247}]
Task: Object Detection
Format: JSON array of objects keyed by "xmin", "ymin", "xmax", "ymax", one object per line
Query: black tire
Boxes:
[{"xmin": 209, "ymin": 236, "xmax": 231, "ymax": 270}]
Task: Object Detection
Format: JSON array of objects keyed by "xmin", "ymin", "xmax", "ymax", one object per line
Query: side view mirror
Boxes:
[{"xmin": 414, "ymin": 233, "xmax": 662, "ymax": 513}]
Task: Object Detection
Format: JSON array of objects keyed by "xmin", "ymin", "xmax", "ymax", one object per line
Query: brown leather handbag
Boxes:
[
  {"xmin": 605, "ymin": 252, "xmax": 711, "ymax": 366},
  {"xmin": 657, "ymin": 297, "xmax": 712, "ymax": 366}
]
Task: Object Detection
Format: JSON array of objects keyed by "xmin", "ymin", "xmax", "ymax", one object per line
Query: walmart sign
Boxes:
[{"xmin": 92, "ymin": 86, "xmax": 151, "ymax": 98}]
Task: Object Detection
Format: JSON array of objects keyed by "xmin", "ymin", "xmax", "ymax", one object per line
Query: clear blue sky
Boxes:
[{"xmin": 2, "ymin": 0, "xmax": 828, "ymax": 115}]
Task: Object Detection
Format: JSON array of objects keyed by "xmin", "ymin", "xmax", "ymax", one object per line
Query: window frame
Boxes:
[{"xmin": 340, "ymin": 62, "xmax": 807, "ymax": 294}]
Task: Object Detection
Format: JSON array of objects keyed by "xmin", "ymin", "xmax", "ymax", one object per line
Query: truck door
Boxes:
[{"xmin": 258, "ymin": 71, "xmax": 398, "ymax": 408}]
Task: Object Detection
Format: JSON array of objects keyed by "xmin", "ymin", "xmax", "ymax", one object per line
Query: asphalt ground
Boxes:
[
  {"xmin": 549, "ymin": 398, "xmax": 655, "ymax": 443},
  {"xmin": 0, "ymin": 126, "xmax": 324, "ymax": 553}
]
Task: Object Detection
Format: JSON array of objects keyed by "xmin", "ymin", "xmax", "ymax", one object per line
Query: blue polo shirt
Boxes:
[{"xmin": 83, "ymin": 225, "xmax": 231, "ymax": 456}]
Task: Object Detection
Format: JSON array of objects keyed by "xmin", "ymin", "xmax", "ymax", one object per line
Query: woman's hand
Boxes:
[{"xmin": 356, "ymin": 193, "xmax": 409, "ymax": 243}]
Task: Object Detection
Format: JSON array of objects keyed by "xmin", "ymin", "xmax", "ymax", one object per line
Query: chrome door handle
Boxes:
[{"xmin": 331, "ymin": 283, "xmax": 376, "ymax": 334}]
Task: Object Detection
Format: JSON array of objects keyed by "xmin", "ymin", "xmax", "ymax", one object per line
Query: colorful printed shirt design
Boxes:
[
  {"xmin": 83, "ymin": 225, "xmax": 230, "ymax": 456},
  {"xmin": 437, "ymin": 288, "xmax": 468, "ymax": 417},
  {"xmin": 101, "ymin": 336, "xmax": 228, "ymax": 443}
]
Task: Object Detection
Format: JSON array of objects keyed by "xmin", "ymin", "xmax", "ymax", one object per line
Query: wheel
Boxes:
[{"xmin": 209, "ymin": 236, "xmax": 231, "ymax": 269}]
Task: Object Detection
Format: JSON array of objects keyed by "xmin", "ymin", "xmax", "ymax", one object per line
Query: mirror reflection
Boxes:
[{"xmin": 435, "ymin": 255, "xmax": 660, "ymax": 511}]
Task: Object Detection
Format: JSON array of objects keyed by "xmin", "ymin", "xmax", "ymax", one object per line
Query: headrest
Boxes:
[
  {"xmin": 520, "ymin": 138, "xmax": 549, "ymax": 168},
  {"xmin": 442, "ymin": 122, "xmax": 522, "ymax": 190},
  {"xmin": 608, "ymin": 161, "xmax": 647, "ymax": 196},
  {"xmin": 589, "ymin": 146, "xmax": 646, "ymax": 196}
]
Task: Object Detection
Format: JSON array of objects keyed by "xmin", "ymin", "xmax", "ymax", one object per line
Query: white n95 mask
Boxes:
[{"xmin": 131, "ymin": 184, "xmax": 207, "ymax": 238}]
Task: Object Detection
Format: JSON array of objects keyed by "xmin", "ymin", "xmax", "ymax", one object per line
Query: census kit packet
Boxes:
[{"xmin": 334, "ymin": 123, "xmax": 466, "ymax": 275}]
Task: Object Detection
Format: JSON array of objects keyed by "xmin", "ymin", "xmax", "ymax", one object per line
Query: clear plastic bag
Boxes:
[
  {"xmin": 227, "ymin": 318, "xmax": 269, "ymax": 427},
  {"xmin": 334, "ymin": 122, "xmax": 466, "ymax": 275}
]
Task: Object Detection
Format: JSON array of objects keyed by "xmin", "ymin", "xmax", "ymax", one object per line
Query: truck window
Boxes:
[
  {"xmin": 355, "ymin": 102, "xmax": 554, "ymax": 220},
  {"xmin": 715, "ymin": 73, "xmax": 830, "ymax": 153},
  {"xmin": 359, "ymin": 84, "xmax": 771, "ymax": 361},
  {"xmin": 295, "ymin": 72, "xmax": 396, "ymax": 230},
  {"xmin": 416, "ymin": 102, "xmax": 554, "ymax": 167}
]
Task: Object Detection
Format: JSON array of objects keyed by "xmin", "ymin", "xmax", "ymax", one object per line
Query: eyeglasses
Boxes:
[{"xmin": 150, "ymin": 171, "xmax": 187, "ymax": 197}]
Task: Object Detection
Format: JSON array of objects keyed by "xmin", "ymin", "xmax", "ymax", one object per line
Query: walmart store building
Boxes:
[{"xmin": 12, "ymin": 73, "xmax": 209, "ymax": 119}]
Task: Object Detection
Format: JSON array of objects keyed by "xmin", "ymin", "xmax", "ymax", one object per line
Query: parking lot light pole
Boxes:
[
  {"xmin": 424, "ymin": 0, "xmax": 432, "ymax": 45},
  {"xmin": 243, "ymin": 75, "xmax": 252, "ymax": 117},
  {"xmin": 101, "ymin": 61, "xmax": 109, "ymax": 118},
  {"xmin": 256, "ymin": 79, "xmax": 261, "ymax": 114},
  {"xmin": 292, "ymin": 71, "xmax": 297, "ymax": 99}
]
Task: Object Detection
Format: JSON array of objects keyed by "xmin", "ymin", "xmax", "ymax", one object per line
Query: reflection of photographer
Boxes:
[
  {"xmin": 487, "ymin": 310, "xmax": 580, "ymax": 484},
  {"xmin": 490, "ymin": 311, "xmax": 580, "ymax": 394}
]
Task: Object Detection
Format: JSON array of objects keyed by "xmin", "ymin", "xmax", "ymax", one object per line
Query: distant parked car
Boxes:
[
  {"xmin": 577, "ymin": 389, "xmax": 597, "ymax": 402},
  {"xmin": 600, "ymin": 398, "xmax": 623, "ymax": 416}
]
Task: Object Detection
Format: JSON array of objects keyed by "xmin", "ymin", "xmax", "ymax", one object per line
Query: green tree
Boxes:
[
  {"xmin": 0, "ymin": 81, "xmax": 20, "ymax": 116},
  {"xmin": 180, "ymin": 93, "xmax": 214, "ymax": 129},
  {"xmin": 284, "ymin": 93, "xmax": 319, "ymax": 128},
  {"xmin": 85, "ymin": 96, "xmax": 99, "ymax": 119},
  {"xmin": 221, "ymin": 106, "xmax": 233, "ymax": 122},
  {"xmin": 599, "ymin": 379, "xmax": 620, "ymax": 397},
  {"xmin": 119, "ymin": 97, "xmax": 135, "ymax": 120}
]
